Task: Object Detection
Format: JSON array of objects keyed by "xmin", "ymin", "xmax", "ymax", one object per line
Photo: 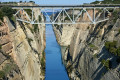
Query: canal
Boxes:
[{"xmin": 45, "ymin": 15, "xmax": 69, "ymax": 80}]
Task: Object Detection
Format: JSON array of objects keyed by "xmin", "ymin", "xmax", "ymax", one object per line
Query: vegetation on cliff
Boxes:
[
  {"xmin": 91, "ymin": 0, "xmax": 120, "ymax": 4},
  {"xmin": 24, "ymin": 9, "xmax": 32, "ymax": 16},
  {"xmin": 89, "ymin": 44, "xmax": 98, "ymax": 50},
  {"xmin": 0, "ymin": 58, "xmax": 21, "ymax": 79},
  {"xmin": 41, "ymin": 51, "xmax": 45, "ymax": 76},
  {"xmin": 101, "ymin": 59, "xmax": 111, "ymax": 70},
  {"xmin": 0, "ymin": 6, "xmax": 16, "ymax": 25},
  {"xmin": 105, "ymin": 41, "xmax": 120, "ymax": 56}
]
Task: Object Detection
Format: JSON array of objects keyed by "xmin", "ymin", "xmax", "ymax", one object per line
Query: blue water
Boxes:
[{"xmin": 45, "ymin": 16, "xmax": 69, "ymax": 80}]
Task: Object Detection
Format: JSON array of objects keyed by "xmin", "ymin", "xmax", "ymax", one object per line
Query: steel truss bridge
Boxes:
[{"xmin": 1, "ymin": 4, "xmax": 120, "ymax": 24}]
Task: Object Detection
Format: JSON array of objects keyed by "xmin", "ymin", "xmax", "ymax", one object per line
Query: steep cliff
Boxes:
[
  {"xmin": 53, "ymin": 9, "xmax": 120, "ymax": 80},
  {"xmin": 0, "ymin": 3, "xmax": 46, "ymax": 80}
]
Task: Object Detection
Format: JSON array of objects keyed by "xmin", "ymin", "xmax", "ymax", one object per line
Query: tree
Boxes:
[
  {"xmin": 0, "ymin": 9, "xmax": 4, "ymax": 21},
  {"xmin": 1, "ymin": 6, "xmax": 16, "ymax": 19}
]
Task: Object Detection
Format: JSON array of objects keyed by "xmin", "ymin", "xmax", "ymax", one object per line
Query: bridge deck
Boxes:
[{"xmin": 0, "ymin": 4, "xmax": 120, "ymax": 8}]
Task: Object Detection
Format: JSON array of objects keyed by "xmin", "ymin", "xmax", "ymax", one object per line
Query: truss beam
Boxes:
[{"xmin": 14, "ymin": 7, "xmax": 115, "ymax": 24}]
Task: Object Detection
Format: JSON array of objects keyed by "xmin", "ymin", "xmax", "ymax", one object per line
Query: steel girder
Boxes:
[{"xmin": 14, "ymin": 7, "xmax": 112, "ymax": 24}]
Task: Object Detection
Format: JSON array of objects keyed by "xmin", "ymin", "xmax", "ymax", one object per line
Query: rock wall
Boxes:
[
  {"xmin": 53, "ymin": 10, "xmax": 120, "ymax": 80},
  {"xmin": 0, "ymin": 17, "xmax": 23, "ymax": 80},
  {"xmin": 0, "ymin": 4, "xmax": 46, "ymax": 80}
]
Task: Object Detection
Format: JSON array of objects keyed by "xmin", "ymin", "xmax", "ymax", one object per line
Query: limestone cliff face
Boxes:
[
  {"xmin": 0, "ymin": 17, "xmax": 23, "ymax": 80},
  {"xmin": 53, "ymin": 24, "xmax": 76, "ymax": 46},
  {"xmin": 0, "ymin": 5, "xmax": 46, "ymax": 80},
  {"xmin": 53, "ymin": 10, "xmax": 120, "ymax": 80},
  {"xmin": 10, "ymin": 9, "xmax": 45, "ymax": 80}
]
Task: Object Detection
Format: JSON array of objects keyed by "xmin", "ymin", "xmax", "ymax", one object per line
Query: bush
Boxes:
[
  {"xmin": 0, "ymin": 71, "xmax": 5, "ymax": 78},
  {"xmin": 10, "ymin": 16, "xmax": 16, "ymax": 23},
  {"xmin": 117, "ymin": 47, "xmax": 120, "ymax": 56},
  {"xmin": 109, "ymin": 47, "xmax": 117, "ymax": 55},
  {"xmin": 112, "ymin": 10, "xmax": 119, "ymax": 23},
  {"xmin": 0, "ymin": 63, "xmax": 16, "ymax": 79},
  {"xmin": 1, "ymin": 6, "xmax": 16, "ymax": 19},
  {"xmin": 102, "ymin": 72, "xmax": 105, "ymax": 76},
  {"xmin": 0, "ymin": 9, "xmax": 4, "ymax": 21},
  {"xmin": 105, "ymin": 41, "xmax": 117, "ymax": 49},
  {"xmin": 93, "ymin": 54, "xmax": 98, "ymax": 58},
  {"xmin": 89, "ymin": 44, "xmax": 98, "ymax": 50},
  {"xmin": 92, "ymin": 0, "xmax": 120, "ymax": 4},
  {"xmin": 33, "ymin": 24, "xmax": 38, "ymax": 33},
  {"xmin": 105, "ymin": 41, "xmax": 120, "ymax": 56},
  {"xmin": 3, "ymin": 64, "xmax": 13, "ymax": 74},
  {"xmin": 101, "ymin": 59, "xmax": 110, "ymax": 70},
  {"xmin": 41, "ymin": 51, "xmax": 45, "ymax": 75}
]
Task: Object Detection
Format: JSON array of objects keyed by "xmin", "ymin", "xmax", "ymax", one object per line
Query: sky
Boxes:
[{"xmin": 1, "ymin": 0, "xmax": 103, "ymax": 5}]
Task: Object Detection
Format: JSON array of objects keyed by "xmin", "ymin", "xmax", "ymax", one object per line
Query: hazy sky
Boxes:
[{"xmin": 1, "ymin": 0, "xmax": 103, "ymax": 5}]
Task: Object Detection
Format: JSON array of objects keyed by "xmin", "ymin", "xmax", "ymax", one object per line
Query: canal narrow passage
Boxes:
[{"xmin": 45, "ymin": 16, "xmax": 69, "ymax": 80}]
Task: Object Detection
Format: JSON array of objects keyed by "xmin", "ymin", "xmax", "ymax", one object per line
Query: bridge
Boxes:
[{"xmin": 1, "ymin": 4, "xmax": 120, "ymax": 24}]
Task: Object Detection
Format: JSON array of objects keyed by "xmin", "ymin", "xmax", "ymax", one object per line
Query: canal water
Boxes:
[{"xmin": 45, "ymin": 15, "xmax": 69, "ymax": 80}]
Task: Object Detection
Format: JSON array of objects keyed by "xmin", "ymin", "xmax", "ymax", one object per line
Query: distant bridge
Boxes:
[{"xmin": 1, "ymin": 4, "xmax": 120, "ymax": 24}]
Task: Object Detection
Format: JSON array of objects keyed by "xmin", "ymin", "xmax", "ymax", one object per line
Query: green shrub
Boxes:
[
  {"xmin": 10, "ymin": 15, "xmax": 16, "ymax": 23},
  {"xmin": 117, "ymin": 47, "xmax": 120, "ymax": 56},
  {"xmin": 0, "ymin": 63, "xmax": 16, "ymax": 78},
  {"xmin": 33, "ymin": 24, "xmax": 38, "ymax": 33},
  {"xmin": 105, "ymin": 41, "xmax": 120, "ymax": 56},
  {"xmin": 92, "ymin": 0, "xmax": 120, "ymax": 4},
  {"xmin": 0, "ymin": 9, "xmax": 4, "ymax": 21},
  {"xmin": 109, "ymin": 47, "xmax": 117, "ymax": 55},
  {"xmin": 1, "ymin": 6, "xmax": 16, "ymax": 19},
  {"xmin": 101, "ymin": 59, "xmax": 106, "ymax": 65},
  {"xmin": 102, "ymin": 72, "xmax": 105, "ymax": 76},
  {"xmin": 89, "ymin": 44, "xmax": 98, "ymax": 50},
  {"xmin": 3, "ymin": 64, "xmax": 13, "ymax": 74},
  {"xmin": 41, "ymin": 53, "xmax": 45, "ymax": 75},
  {"xmin": 105, "ymin": 41, "xmax": 117, "ymax": 49},
  {"xmin": 93, "ymin": 54, "xmax": 98, "ymax": 58},
  {"xmin": 112, "ymin": 10, "xmax": 120, "ymax": 23},
  {"xmin": 104, "ymin": 60, "xmax": 110, "ymax": 70},
  {"xmin": 101, "ymin": 59, "xmax": 110, "ymax": 70},
  {"xmin": 0, "ymin": 71, "xmax": 5, "ymax": 78},
  {"xmin": 105, "ymin": 41, "xmax": 111, "ymax": 49}
]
